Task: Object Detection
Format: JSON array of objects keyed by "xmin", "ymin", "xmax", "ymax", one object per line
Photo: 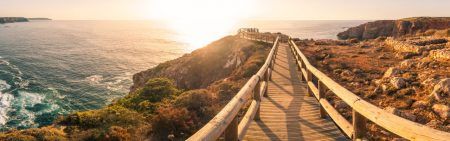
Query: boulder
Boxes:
[
  {"xmin": 432, "ymin": 104, "xmax": 450, "ymax": 120},
  {"xmin": 430, "ymin": 78, "xmax": 450, "ymax": 101},
  {"xmin": 400, "ymin": 59, "xmax": 416, "ymax": 68},
  {"xmin": 411, "ymin": 100, "xmax": 428, "ymax": 109},
  {"xmin": 385, "ymin": 107, "xmax": 401, "ymax": 115},
  {"xmin": 390, "ymin": 77, "xmax": 407, "ymax": 89},
  {"xmin": 383, "ymin": 67, "xmax": 401, "ymax": 78},
  {"xmin": 340, "ymin": 70, "xmax": 353, "ymax": 77},
  {"xmin": 422, "ymin": 77, "xmax": 440, "ymax": 87},
  {"xmin": 385, "ymin": 107, "xmax": 417, "ymax": 121}
]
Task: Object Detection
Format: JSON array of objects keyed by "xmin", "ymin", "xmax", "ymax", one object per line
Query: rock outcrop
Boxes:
[
  {"xmin": 131, "ymin": 36, "xmax": 270, "ymax": 92},
  {"xmin": 337, "ymin": 17, "xmax": 450, "ymax": 40}
]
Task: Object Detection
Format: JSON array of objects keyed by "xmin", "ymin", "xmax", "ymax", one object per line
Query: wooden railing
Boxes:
[
  {"xmin": 187, "ymin": 33, "xmax": 280, "ymax": 141},
  {"xmin": 288, "ymin": 38, "xmax": 450, "ymax": 141}
]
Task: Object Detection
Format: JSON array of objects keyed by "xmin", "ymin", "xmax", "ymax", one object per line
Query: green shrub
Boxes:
[
  {"xmin": 116, "ymin": 78, "xmax": 180, "ymax": 113},
  {"xmin": 174, "ymin": 89, "xmax": 219, "ymax": 120},
  {"xmin": 151, "ymin": 107, "xmax": 195, "ymax": 140},
  {"xmin": 0, "ymin": 127, "xmax": 67, "ymax": 141},
  {"xmin": 59, "ymin": 105, "xmax": 147, "ymax": 129}
]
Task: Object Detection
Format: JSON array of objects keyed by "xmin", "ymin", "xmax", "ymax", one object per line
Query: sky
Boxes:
[{"xmin": 0, "ymin": 0, "xmax": 449, "ymax": 20}]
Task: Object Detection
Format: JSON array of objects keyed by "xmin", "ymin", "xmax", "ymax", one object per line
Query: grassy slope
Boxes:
[{"xmin": 0, "ymin": 35, "xmax": 271, "ymax": 141}]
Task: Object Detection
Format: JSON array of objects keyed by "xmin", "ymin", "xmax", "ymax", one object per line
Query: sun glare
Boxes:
[{"xmin": 150, "ymin": 0, "xmax": 256, "ymax": 50}]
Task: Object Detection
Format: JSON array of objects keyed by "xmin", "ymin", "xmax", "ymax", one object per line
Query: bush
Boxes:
[
  {"xmin": 151, "ymin": 107, "xmax": 195, "ymax": 140},
  {"xmin": 174, "ymin": 89, "xmax": 219, "ymax": 120},
  {"xmin": 116, "ymin": 78, "xmax": 180, "ymax": 113},
  {"xmin": 0, "ymin": 127, "xmax": 67, "ymax": 141},
  {"xmin": 59, "ymin": 105, "xmax": 147, "ymax": 129}
]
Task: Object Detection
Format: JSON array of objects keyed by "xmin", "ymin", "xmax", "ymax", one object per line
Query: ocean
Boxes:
[{"xmin": 0, "ymin": 20, "xmax": 366, "ymax": 130}]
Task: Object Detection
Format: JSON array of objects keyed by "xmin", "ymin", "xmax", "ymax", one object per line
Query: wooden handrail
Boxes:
[
  {"xmin": 288, "ymin": 38, "xmax": 450, "ymax": 141},
  {"xmin": 187, "ymin": 34, "xmax": 279, "ymax": 141}
]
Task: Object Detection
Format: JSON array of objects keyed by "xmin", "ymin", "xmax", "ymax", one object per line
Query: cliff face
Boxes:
[
  {"xmin": 131, "ymin": 35, "xmax": 270, "ymax": 92},
  {"xmin": 338, "ymin": 17, "xmax": 450, "ymax": 40}
]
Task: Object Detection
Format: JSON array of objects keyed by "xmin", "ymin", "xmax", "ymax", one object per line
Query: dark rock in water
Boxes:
[{"xmin": 337, "ymin": 17, "xmax": 450, "ymax": 40}]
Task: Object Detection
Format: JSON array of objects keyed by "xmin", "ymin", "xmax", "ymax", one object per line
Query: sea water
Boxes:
[{"xmin": 0, "ymin": 20, "xmax": 366, "ymax": 130}]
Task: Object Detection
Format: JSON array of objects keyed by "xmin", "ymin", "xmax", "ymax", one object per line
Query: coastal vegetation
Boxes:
[
  {"xmin": 0, "ymin": 36, "xmax": 271, "ymax": 140},
  {"xmin": 294, "ymin": 17, "xmax": 450, "ymax": 140}
]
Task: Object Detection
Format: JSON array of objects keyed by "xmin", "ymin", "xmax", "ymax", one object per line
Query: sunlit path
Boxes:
[{"xmin": 243, "ymin": 43, "xmax": 347, "ymax": 141}]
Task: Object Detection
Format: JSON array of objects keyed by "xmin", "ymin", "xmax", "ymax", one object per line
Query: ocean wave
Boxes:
[
  {"xmin": 0, "ymin": 92, "xmax": 13, "ymax": 125},
  {"xmin": 85, "ymin": 75, "xmax": 103, "ymax": 84}
]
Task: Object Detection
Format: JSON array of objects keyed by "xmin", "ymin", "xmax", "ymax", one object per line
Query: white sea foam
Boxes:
[
  {"xmin": 0, "ymin": 80, "xmax": 13, "ymax": 125},
  {"xmin": 0, "ymin": 93, "xmax": 13, "ymax": 125},
  {"xmin": 86, "ymin": 75, "xmax": 103, "ymax": 84}
]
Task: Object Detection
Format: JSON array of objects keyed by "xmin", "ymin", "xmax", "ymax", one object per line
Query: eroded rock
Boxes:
[
  {"xmin": 430, "ymin": 78, "xmax": 450, "ymax": 101},
  {"xmin": 400, "ymin": 59, "xmax": 416, "ymax": 68},
  {"xmin": 432, "ymin": 104, "xmax": 450, "ymax": 120},
  {"xmin": 390, "ymin": 77, "xmax": 407, "ymax": 89},
  {"xmin": 383, "ymin": 67, "xmax": 402, "ymax": 78}
]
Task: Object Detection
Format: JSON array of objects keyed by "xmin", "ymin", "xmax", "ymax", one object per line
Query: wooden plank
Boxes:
[
  {"xmin": 244, "ymin": 43, "xmax": 347, "ymax": 141},
  {"xmin": 352, "ymin": 109, "xmax": 366, "ymax": 140},
  {"xmin": 225, "ymin": 117, "xmax": 238, "ymax": 141}
]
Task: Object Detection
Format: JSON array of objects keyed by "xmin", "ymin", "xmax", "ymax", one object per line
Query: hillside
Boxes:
[
  {"xmin": 337, "ymin": 17, "xmax": 450, "ymax": 40},
  {"xmin": 0, "ymin": 35, "xmax": 271, "ymax": 140}
]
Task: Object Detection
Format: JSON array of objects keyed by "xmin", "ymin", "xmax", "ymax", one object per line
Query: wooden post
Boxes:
[
  {"xmin": 352, "ymin": 109, "xmax": 366, "ymax": 140},
  {"xmin": 318, "ymin": 81, "xmax": 327, "ymax": 118},
  {"xmin": 264, "ymin": 70, "xmax": 269, "ymax": 97},
  {"xmin": 306, "ymin": 69, "xmax": 313, "ymax": 97},
  {"xmin": 224, "ymin": 117, "xmax": 238, "ymax": 141},
  {"xmin": 253, "ymin": 78, "xmax": 261, "ymax": 120},
  {"xmin": 269, "ymin": 60, "xmax": 274, "ymax": 81}
]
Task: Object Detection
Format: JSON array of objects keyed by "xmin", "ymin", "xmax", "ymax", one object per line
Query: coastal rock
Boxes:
[
  {"xmin": 430, "ymin": 49, "xmax": 450, "ymax": 61},
  {"xmin": 432, "ymin": 104, "xmax": 450, "ymax": 120},
  {"xmin": 385, "ymin": 107, "xmax": 416, "ymax": 121},
  {"xmin": 338, "ymin": 17, "xmax": 450, "ymax": 40},
  {"xmin": 411, "ymin": 100, "xmax": 428, "ymax": 109},
  {"xmin": 383, "ymin": 67, "xmax": 401, "ymax": 78},
  {"xmin": 390, "ymin": 77, "xmax": 406, "ymax": 89},
  {"xmin": 422, "ymin": 77, "xmax": 440, "ymax": 87},
  {"xmin": 430, "ymin": 78, "xmax": 450, "ymax": 101},
  {"xmin": 131, "ymin": 36, "xmax": 269, "ymax": 91},
  {"xmin": 400, "ymin": 59, "xmax": 416, "ymax": 68},
  {"xmin": 385, "ymin": 107, "xmax": 401, "ymax": 115}
]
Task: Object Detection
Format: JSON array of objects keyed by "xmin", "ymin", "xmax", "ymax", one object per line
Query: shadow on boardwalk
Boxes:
[{"xmin": 244, "ymin": 43, "xmax": 348, "ymax": 141}]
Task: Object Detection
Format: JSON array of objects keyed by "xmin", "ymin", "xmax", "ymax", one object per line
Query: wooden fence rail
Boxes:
[
  {"xmin": 187, "ymin": 34, "xmax": 279, "ymax": 141},
  {"xmin": 288, "ymin": 38, "xmax": 450, "ymax": 141}
]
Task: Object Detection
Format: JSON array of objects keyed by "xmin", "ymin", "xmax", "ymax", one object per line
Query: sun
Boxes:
[{"xmin": 149, "ymin": 0, "xmax": 256, "ymax": 51}]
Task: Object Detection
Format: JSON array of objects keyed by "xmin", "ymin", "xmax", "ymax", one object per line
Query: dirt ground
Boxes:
[{"xmin": 294, "ymin": 36, "xmax": 450, "ymax": 140}]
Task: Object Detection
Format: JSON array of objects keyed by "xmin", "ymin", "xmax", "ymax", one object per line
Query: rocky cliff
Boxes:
[
  {"xmin": 131, "ymin": 35, "xmax": 270, "ymax": 92},
  {"xmin": 337, "ymin": 17, "xmax": 450, "ymax": 40},
  {"xmin": 0, "ymin": 35, "xmax": 272, "ymax": 140}
]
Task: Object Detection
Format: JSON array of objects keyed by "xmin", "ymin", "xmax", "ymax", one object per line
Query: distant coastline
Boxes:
[
  {"xmin": 0, "ymin": 17, "xmax": 28, "ymax": 24},
  {"xmin": 28, "ymin": 18, "xmax": 52, "ymax": 20},
  {"xmin": 0, "ymin": 17, "xmax": 51, "ymax": 24}
]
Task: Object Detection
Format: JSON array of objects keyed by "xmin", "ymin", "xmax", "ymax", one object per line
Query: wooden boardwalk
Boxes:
[{"xmin": 244, "ymin": 43, "xmax": 347, "ymax": 141}]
